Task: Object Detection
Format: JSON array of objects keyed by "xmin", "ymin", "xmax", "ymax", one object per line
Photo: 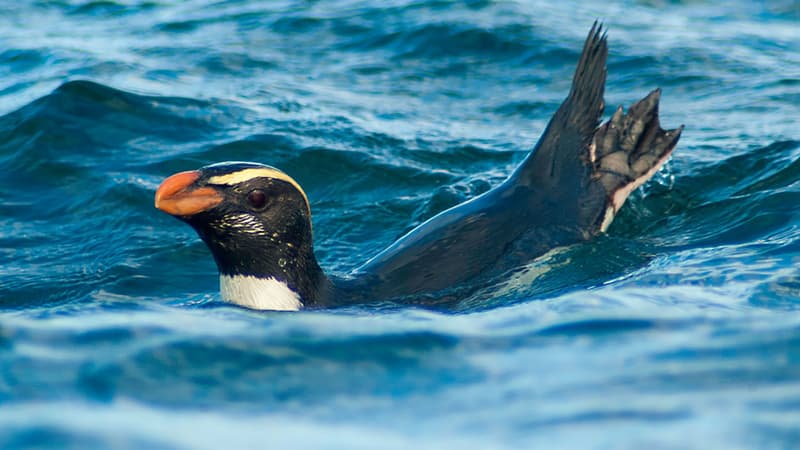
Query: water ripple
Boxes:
[{"xmin": 0, "ymin": 1, "xmax": 799, "ymax": 449}]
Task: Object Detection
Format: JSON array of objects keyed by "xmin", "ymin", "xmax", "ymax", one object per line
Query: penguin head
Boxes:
[{"xmin": 155, "ymin": 162, "xmax": 325, "ymax": 310}]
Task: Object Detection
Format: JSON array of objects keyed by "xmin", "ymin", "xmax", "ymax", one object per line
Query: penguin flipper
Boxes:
[
  {"xmin": 590, "ymin": 89, "xmax": 684, "ymax": 232},
  {"xmin": 514, "ymin": 22, "xmax": 608, "ymax": 189},
  {"xmin": 513, "ymin": 22, "xmax": 682, "ymax": 235}
]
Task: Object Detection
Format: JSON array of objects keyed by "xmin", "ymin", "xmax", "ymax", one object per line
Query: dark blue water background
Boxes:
[{"xmin": 1, "ymin": 1, "xmax": 799, "ymax": 448}]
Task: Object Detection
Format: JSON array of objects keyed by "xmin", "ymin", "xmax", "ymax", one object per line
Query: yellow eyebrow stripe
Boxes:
[{"xmin": 207, "ymin": 168, "xmax": 310, "ymax": 215}]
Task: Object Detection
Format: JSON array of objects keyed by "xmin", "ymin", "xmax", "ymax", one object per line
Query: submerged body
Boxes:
[
  {"xmin": 351, "ymin": 173, "xmax": 589, "ymax": 303},
  {"xmin": 155, "ymin": 23, "xmax": 682, "ymax": 310}
]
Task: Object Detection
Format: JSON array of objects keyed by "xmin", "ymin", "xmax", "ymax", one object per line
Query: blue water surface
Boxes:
[{"xmin": 1, "ymin": 1, "xmax": 799, "ymax": 449}]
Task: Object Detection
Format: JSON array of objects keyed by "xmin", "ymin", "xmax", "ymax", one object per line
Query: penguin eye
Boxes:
[{"xmin": 246, "ymin": 189, "xmax": 269, "ymax": 210}]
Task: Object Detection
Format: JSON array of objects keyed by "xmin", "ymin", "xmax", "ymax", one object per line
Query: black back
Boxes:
[{"xmin": 350, "ymin": 24, "xmax": 609, "ymax": 302}]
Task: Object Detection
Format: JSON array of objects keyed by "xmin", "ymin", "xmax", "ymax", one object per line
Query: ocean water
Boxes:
[{"xmin": 1, "ymin": 0, "xmax": 799, "ymax": 448}]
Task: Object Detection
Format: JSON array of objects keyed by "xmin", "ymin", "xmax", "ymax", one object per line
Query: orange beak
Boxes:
[{"xmin": 155, "ymin": 170, "xmax": 224, "ymax": 216}]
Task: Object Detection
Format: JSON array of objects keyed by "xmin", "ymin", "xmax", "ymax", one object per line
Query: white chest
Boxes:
[{"xmin": 219, "ymin": 274, "xmax": 303, "ymax": 311}]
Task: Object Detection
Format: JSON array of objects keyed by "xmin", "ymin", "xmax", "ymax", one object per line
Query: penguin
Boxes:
[{"xmin": 155, "ymin": 23, "xmax": 682, "ymax": 311}]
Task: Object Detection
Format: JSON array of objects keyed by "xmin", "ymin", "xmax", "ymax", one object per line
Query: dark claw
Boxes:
[{"xmin": 591, "ymin": 88, "xmax": 682, "ymax": 203}]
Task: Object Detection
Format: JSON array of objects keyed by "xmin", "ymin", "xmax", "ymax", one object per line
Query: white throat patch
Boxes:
[{"xmin": 219, "ymin": 274, "xmax": 303, "ymax": 311}]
